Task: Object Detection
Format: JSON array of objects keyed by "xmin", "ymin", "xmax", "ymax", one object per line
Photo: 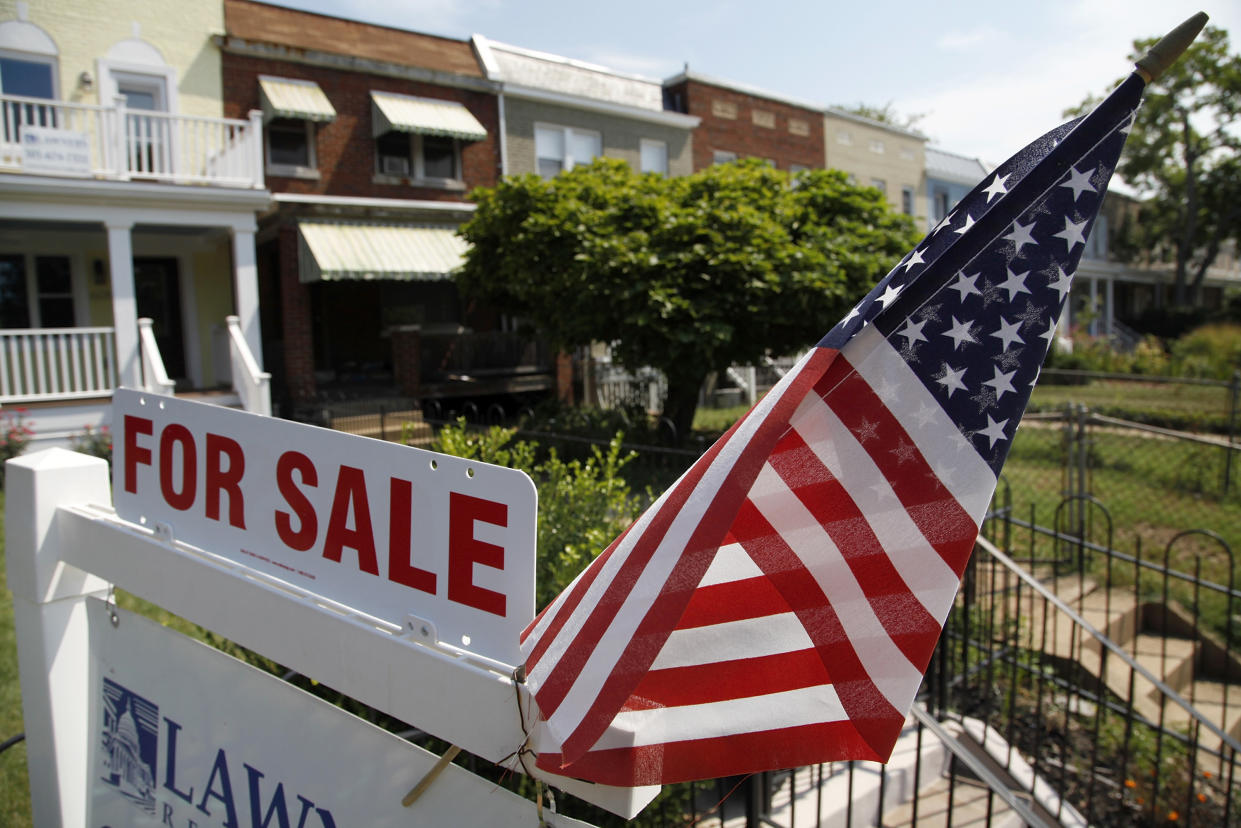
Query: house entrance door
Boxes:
[{"xmin": 134, "ymin": 257, "xmax": 186, "ymax": 382}]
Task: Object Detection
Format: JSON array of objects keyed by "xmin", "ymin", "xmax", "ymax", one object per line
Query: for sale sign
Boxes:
[{"xmin": 111, "ymin": 389, "xmax": 537, "ymax": 666}]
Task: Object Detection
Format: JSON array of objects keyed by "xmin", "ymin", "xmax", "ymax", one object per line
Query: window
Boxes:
[
  {"xmin": 933, "ymin": 189, "xmax": 950, "ymax": 223},
  {"xmin": 789, "ymin": 163, "xmax": 809, "ymax": 173},
  {"xmin": 901, "ymin": 186, "xmax": 915, "ymax": 215},
  {"xmin": 534, "ymin": 125, "xmax": 600, "ymax": 179},
  {"xmin": 837, "ymin": 130, "xmax": 852, "ymax": 145},
  {"xmin": 711, "ymin": 100, "xmax": 737, "ymax": 120},
  {"xmin": 375, "ymin": 132, "xmax": 462, "ymax": 182},
  {"xmin": 640, "ymin": 139, "xmax": 668, "ymax": 175},
  {"xmin": 870, "ymin": 178, "xmax": 887, "ymax": 196},
  {"xmin": 267, "ymin": 118, "xmax": 314, "ymax": 170},
  {"xmin": 900, "ymin": 146, "xmax": 915, "ymax": 161},
  {"xmin": 788, "ymin": 118, "xmax": 810, "ymax": 137},
  {"xmin": 0, "ymin": 254, "xmax": 76, "ymax": 328},
  {"xmin": 713, "ymin": 149, "xmax": 737, "ymax": 165},
  {"xmin": 869, "ymin": 139, "xmax": 885, "ymax": 154},
  {"xmin": 0, "ymin": 55, "xmax": 55, "ymax": 98},
  {"xmin": 752, "ymin": 109, "xmax": 775, "ymax": 129}
]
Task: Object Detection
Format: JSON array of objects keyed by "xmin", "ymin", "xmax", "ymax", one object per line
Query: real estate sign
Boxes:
[
  {"xmin": 111, "ymin": 389, "xmax": 538, "ymax": 666},
  {"xmin": 87, "ymin": 598, "xmax": 588, "ymax": 827}
]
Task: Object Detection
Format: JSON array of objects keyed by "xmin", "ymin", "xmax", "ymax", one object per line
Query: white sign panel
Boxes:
[
  {"xmin": 112, "ymin": 389, "xmax": 537, "ymax": 666},
  {"xmin": 86, "ymin": 599, "xmax": 590, "ymax": 828},
  {"xmin": 21, "ymin": 126, "xmax": 92, "ymax": 175}
]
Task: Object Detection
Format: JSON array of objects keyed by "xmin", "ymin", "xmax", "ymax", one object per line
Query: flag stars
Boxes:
[
  {"xmin": 1061, "ymin": 165, "xmax": 1097, "ymax": 201},
  {"xmin": 1047, "ymin": 266, "xmax": 1073, "ymax": 303},
  {"xmin": 953, "ymin": 213, "xmax": 977, "ymax": 235},
  {"xmin": 983, "ymin": 367, "xmax": 1018, "ymax": 399},
  {"xmin": 1015, "ymin": 300, "xmax": 1046, "ymax": 330},
  {"xmin": 1039, "ymin": 318, "xmax": 1058, "ymax": 346},
  {"xmin": 978, "ymin": 416, "xmax": 1010, "ymax": 448},
  {"xmin": 902, "ymin": 249, "xmax": 926, "ymax": 272},
  {"xmin": 1053, "ymin": 216, "xmax": 1089, "ymax": 252},
  {"xmin": 991, "ymin": 317, "xmax": 1024, "ymax": 352},
  {"xmin": 943, "ymin": 316, "xmax": 979, "ymax": 350},
  {"xmin": 912, "ymin": 402, "xmax": 938, "ymax": 429},
  {"xmin": 949, "ymin": 271, "xmax": 982, "ymax": 303},
  {"xmin": 999, "ymin": 267, "xmax": 1031, "ymax": 302},
  {"xmin": 878, "ymin": 282, "xmax": 905, "ymax": 308},
  {"xmin": 936, "ymin": 363, "xmax": 968, "ymax": 398},
  {"xmin": 983, "ymin": 173, "xmax": 1010, "ymax": 202},
  {"xmin": 994, "ymin": 346, "xmax": 1024, "ymax": 371},
  {"xmin": 897, "ymin": 318, "xmax": 928, "ymax": 346},
  {"xmin": 1004, "ymin": 220, "xmax": 1038, "ymax": 255}
]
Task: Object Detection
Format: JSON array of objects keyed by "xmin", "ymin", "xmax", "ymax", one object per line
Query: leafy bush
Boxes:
[
  {"xmin": 432, "ymin": 419, "xmax": 643, "ymax": 608},
  {"xmin": 0, "ymin": 408, "xmax": 34, "ymax": 488},
  {"xmin": 69, "ymin": 424, "xmax": 112, "ymax": 466},
  {"xmin": 1169, "ymin": 323, "xmax": 1241, "ymax": 380}
]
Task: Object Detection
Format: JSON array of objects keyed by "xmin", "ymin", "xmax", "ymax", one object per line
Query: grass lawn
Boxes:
[{"xmin": 0, "ymin": 492, "xmax": 33, "ymax": 828}]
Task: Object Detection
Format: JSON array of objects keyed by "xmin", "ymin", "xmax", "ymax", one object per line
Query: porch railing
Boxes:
[
  {"xmin": 0, "ymin": 327, "xmax": 117, "ymax": 403},
  {"xmin": 226, "ymin": 315, "xmax": 271, "ymax": 417},
  {"xmin": 0, "ymin": 93, "xmax": 264, "ymax": 188},
  {"xmin": 137, "ymin": 318, "xmax": 175, "ymax": 397}
]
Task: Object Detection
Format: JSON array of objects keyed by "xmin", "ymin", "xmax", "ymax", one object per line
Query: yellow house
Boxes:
[{"xmin": 0, "ymin": 0, "xmax": 271, "ymax": 445}]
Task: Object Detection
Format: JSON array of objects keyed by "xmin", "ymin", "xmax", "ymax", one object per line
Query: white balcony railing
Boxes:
[
  {"xmin": 0, "ymin": 327, "xmax": 117, "ymax": 403},
  {"xmin": 226, "ymin": 315, "xmax": 271, "ymax": 416},
  {"xmin": 0, "ymin": 94, "xmax": 264, "ymax": 189}
]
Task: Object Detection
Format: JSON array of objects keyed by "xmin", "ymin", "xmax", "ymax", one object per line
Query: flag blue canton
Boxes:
[{"xmin": 819, "ymin": 75, "xmax": 1143, "ymax": 477}]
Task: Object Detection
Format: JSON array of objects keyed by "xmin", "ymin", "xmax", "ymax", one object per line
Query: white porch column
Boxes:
[
  {"xmin": 106, "ymin": 222, "xmax": 140, "ymax": 388},
  {"xmin": 1088, "ymin": 278, "xmax": 1099, "ymax": 338},
  {"xmin": 231, "ymin": 225, "xmax": 263, "ymax": 370},
  {"xmin": 1104, "ymin": 278, "xmax": 1115, "ymax": 338}
]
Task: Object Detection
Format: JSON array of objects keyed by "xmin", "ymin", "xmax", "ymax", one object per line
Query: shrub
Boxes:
[
  {"xmin": 70, "ymin": 424, "xmax": 113, "ymax": 466},
  {"xmin": 1169, "ymin": 323, "xmax": 1241, "ymax": 380},
  {"xmin": 432, "ymin": 419, "xmax": 643, "ymax": 607},
  {"xmin": 0, "ymin": 407, "xmax": 34, "ymax": 487}
]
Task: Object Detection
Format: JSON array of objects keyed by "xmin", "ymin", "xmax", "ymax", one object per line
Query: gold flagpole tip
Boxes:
[{"xmin": 1135, "ymin": 11, "xmax": 1209, "ymax": 82}]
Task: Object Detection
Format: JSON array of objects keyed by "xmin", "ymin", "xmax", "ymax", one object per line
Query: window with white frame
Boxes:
[
  {"xmin": 836, "ymin": 130, "xmax": 852, "ymax": 145},
  {"xmin": 870, "ymin": 178, "xmax": 887, "ymax": 196},
  {"xmin": 0, "ymin": 253, "xmax": 78, "ymax": 328},
  {"xmin": 535, "ymin": 124, "xmax": 601, "ymax": 179},
  {"xmin": 0, "ymin": 53, "xmax": 55, "ymax": 98},
  {"xmin": 639, "ymin": 138, "xmax": 668, "ymax": 175},
  {"xmin": 712, "ymin": 149, "xmax": 737, "ymax": 165},
  {"xmin": 901, "ymin": 185, "xmax": 915, "ymax": 215},
  {"xmin": 869, "ymin": 138, "xmax": 885, "ymax": 154},
  {"xmin": 376, "ymin": 132, "xmax": 462, "ymax": 182}
]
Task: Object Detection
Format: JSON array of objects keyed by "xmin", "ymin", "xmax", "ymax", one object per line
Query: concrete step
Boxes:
[
  {"xmin": 881, "ymin": 773, "xmax": 1022, "ymax": 828},
  {"xmin": 1099, "ymin": 634, "xmax": 1198, "ymax": 721}
]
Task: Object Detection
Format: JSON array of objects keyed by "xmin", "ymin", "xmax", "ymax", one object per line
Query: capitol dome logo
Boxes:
[{"xmin": 99, "ymin": 677, "xmax": 159, "ymax": 815}]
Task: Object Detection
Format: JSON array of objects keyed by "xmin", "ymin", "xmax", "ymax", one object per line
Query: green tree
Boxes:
[
  {"xmin": 834, "ymin": 101, "xmax": 926, "ymax": 132},
  {"xmin": 457, "ymin": 158, "xmax": 917, "ymax": 440},
  {"xmin": 1072, "ymin": 25, "xmax": 1241, "ymax": 306}
]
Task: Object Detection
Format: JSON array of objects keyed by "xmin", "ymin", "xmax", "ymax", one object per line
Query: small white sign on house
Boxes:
[{"xmin": 20, "ymin": 126, "xmax": 92, "ymax": 175}]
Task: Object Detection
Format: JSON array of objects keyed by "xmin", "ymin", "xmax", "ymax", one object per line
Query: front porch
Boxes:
[{"xmin": 0, "ymin": 94, "xmax": 272, "ymax": 445}]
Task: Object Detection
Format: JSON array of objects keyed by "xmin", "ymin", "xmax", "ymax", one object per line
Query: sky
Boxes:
[{"xmin": 272, "ymin": 0, "xmax": 1238, "ymax": 166}]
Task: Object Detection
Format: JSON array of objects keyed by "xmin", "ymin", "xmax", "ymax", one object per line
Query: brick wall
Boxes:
[
  {"xmin": 669, "ymin": 78, "xmax": 825, "ymax": 173},
  {"xmin": 277, "ymin": 224, "xmax": 317, "ymax": 402},
  {"xmin": 222, "ymin": 52, "xmax": 501, "ymax": 199}
]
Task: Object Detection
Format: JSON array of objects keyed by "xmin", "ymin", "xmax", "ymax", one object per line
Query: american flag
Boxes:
[{"xmin": 521, "ymin": 73, "xmax": 1146, "ymax": 787}]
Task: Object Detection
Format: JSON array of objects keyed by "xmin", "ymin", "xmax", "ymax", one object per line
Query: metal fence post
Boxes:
[{"xmin": 1226, "ymin": 370, "xmax": 1239, "ymax": 494}]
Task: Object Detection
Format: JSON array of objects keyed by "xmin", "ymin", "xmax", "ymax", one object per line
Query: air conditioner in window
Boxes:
[{"xmin": 381, "ymin": 155, "xmax": 410, "ymax": 176}]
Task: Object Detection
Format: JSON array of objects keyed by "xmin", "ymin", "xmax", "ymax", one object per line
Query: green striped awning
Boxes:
[
  {"xmin": 370, "ymin": 91, "xmax": 487, "ymax": 141},
  {"xmin": 258, "ymin": 76, "xmax": 336, "ymax": 123},
  {"xmin": 297, "ymin": 222, "xmax": 468, "ymax": 283}
]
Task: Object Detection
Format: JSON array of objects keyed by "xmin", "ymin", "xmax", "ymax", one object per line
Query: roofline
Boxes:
[
  {"xmin": 229, "ymin": 0, "xmax": 471, "ymax": 54},
  {"xmin": 663, "ymin": 69, "xmax": 826, "ymax": 115},
  {"xmin": 215, "ymin": 34, "xmax": 499, "ymax": 94},
  {"xmin": 503, "ymin": 84, "xmax": 700, "ymax": 130},
  {"xmin": 821, "ymin": 106, "xmax": 927, "ymax": 140},
  {"xmin": 478, "ymin": 36, "xmax": 665, "ymax": 85}
]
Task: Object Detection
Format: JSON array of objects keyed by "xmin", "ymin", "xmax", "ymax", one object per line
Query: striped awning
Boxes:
[
  {"xmin": 258, "ymin": 75, "xmax": 336, "ymax": 123},
  {"xmin": 370, "ymin": 91, "xmax": 487, "ymax": 141},
  {"xmin": 297, "ymin": 221, "xmax": 468, "ymax": 283}
]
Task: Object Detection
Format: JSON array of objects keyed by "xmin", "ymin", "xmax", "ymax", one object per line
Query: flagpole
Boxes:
[{"xmin": 1135, "ymin": 11, "xmax": 1208, "ymax": 83}]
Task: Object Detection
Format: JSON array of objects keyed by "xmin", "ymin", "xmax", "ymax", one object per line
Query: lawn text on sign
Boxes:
[{"xmin": 111, "ymin": 388, "xmax": 537, "ymax": 667}]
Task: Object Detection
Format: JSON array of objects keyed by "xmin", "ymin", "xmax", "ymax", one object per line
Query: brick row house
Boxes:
[{"xmin": 218, "ymin": 0, "xmax": 523, "ymax": 417}]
